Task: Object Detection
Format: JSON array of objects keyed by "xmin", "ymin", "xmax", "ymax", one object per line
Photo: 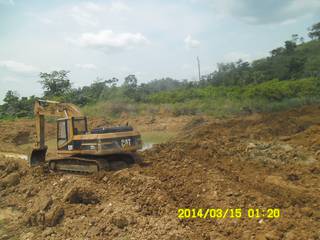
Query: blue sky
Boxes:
[{"xmin": 0, "ymin": 0, "xmax": 320, "ymax": 100}]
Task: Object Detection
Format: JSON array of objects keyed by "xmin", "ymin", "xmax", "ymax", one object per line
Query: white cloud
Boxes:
[
  {"xmin": 70, "ymin": 2, "xmax": 101, "ymax": 27},
  {"xmin": 109, "ymin": 2, "xmax": 130, "ymax": 12},
  {"xmin": 204, "ymin": 0, "xmax": 320, "ymax": 25},
  {"xmin": 39, "ymin": 17, "xmax": 54, "ymax": 25},
  {"xmin": 69, "ymin": 1, "xmax": 130, "ymax": 27},
  {"xmin": 0, "ymin": 0, "xmax": 14, "ymax": 6},
  {"xmin": 69, "ymin": 30, "xmax": 148, "ymax": 52},
  {"xmin": 25, "ymin": 12, "xmax": 54, "ymax": 25},
  {"xmin": 184, "ymin": 35, "xmax": 200, "ymax": 49},
  {"xmin": 75, "ymin": 63, "xmax": 97, "ymax": 70},
  {"xmin": 0, "ymin": 60, "xmax": 37, "ymax": 73}
]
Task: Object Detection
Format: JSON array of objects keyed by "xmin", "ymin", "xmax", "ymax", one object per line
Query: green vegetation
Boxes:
[
  {"xmin": 148, "ymin": 77, "xmax": 320, "ymax": 116},
  {"xmin": 0, "ymin": 91, "xmax": 35, "ymax": 119},
  {"xmin": 1, "ymin": 22, "xmax": 320, "ymax": 119},
  {"xmin": 141, "ymin": 131, "xmax": 177, "ymax": 145}
]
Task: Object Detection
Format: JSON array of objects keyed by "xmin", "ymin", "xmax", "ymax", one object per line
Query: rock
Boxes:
[
  {"xmin": 0, "ymin": 172, "xmax": 20, "ymax": 189},
  {"xmin": 279, "ymin": 136, "xmax": 291, "ymax": 141},
  {"xmin": 241, "ymin": 231, "xmax": 252, "ymax": 239},
  {"xmin": 111, "ymin": 215, "xmax": 129, "ymax": 229},
  {"xmin": 45, "ymin": 206, "xmax": 64, "ymax": 227},
  {"xmin": 63, "ymin": 187, "xmax": 99, "ymax": 204},
  {"xmin": 256, "ymin": 231, "xmax": 280, "ymax": 240},
  {"xmin": 25, "ymin": 187, "xmax": 38, "ymax": 198},
  {"xmin": 167, "ymin": 233, "xmax": 185, "ymax": 240},
  {"xmin": 265, "ymin": 231, "xmax": 280, "ymax": 240},
  {"xmin": 208, "ymin": 231, "xmax": 226, "ymax": 240},
  {"xmin": 226, "ymin": 191, "xmax": 233, "ymax": 196},
  {"xmin": 41, "ymin": 228, "xmax": 54, "ymax": 237},
  {"xmin": 300, "ymin": 207, "xmax": 313, "ymax": 217},
  {"xmin": 284, "ymin": 230, "xmax": 296, "ymax": 240},
  {"xmin": 19, "ymin": 232, "xmax": 34, "ymax": 240},
  {"xmin": 246, "ymin": 143, "xmax": 256, "ymax": 152},
  {"xmin": 3, "ymin": 161, "xmax": 19, "ymax": 173},
  {"xmin": 287, "ymin": 173, "xmax": 300, "ymax": 181},
  {"xmin": 281, "ymin": 144, "xmax": 293, "ymax": 152},
  {"xmin": 0, "ymin": 234, "xmax": 10, "ymax": 240},
  {"xmin": 36, "ymin": 195, "xmax": 53, "ymax": 212}
]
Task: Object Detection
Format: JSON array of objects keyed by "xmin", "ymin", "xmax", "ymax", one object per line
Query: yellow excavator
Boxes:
[{"xmin": 29, "ymin": 99, "xmax": 142, "ymax": 173}]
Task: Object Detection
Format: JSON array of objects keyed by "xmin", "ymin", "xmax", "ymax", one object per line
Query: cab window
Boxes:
[
  {"xmin": 73, "ymin": 118, "xmax": 87, "ymax": 135},
  {"xmin": 57, "ymin": 120, "xmax": 68, "ymax": 146}
]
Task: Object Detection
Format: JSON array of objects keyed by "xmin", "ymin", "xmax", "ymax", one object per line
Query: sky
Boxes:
[{"xmin": 0, "ymin": 0, "xmax": 320, "ymax": 100}]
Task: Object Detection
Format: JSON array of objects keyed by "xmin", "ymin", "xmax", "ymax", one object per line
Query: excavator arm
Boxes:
[{"xmin": 29, "ymin": 99, "xmax": 83, "ymax": 166}]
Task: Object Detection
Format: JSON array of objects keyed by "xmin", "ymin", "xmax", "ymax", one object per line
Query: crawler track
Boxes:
[{"xmin": 47, "ymin": 153, "xmax": 139, "ymax": 173}]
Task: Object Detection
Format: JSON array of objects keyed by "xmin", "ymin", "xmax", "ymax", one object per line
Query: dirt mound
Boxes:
[
  {"xmin": 0, "ymin": 105, "xmax": 320, "ymax": 239},
  {"xmin": 0, "ymin": 119, "xmax": 55, "ymax": 153}
]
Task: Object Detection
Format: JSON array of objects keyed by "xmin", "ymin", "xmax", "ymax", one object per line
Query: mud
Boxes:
[{"xmin": 0, "ymin": 105, "xmax": 319, "ymax": 239}]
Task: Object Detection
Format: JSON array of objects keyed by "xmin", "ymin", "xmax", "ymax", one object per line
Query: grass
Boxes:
[
  {"xmin": 80, "ymin": 78, "xmax": 320, "ymax": 119},
  {"xmin": 141, "ymin": 131, "xmax": 177, "ymax": 144}
]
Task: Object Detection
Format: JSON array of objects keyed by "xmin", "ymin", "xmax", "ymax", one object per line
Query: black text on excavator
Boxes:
[{"xmin": 29, "ymin": 99, "xmax": 142, "ymax": 173}]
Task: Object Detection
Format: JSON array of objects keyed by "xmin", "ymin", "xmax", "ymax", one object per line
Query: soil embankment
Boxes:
[{"xmin": 0, "ymin": 106, "xmax": 319, "ymax": 239}]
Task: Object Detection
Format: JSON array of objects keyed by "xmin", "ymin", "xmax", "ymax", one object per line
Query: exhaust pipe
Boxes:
[{"xmin": 29, "ymin": 146, "xmax": 47, "ymax": 166}]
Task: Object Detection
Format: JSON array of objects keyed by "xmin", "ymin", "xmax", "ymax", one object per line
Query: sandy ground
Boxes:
[{"xmin": 0, "ymin": 106, "xmax": 320, "ymax": 239}]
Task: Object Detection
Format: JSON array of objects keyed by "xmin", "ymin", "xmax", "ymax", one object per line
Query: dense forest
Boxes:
[{"xmin": 1, "ymin": 22, "xmax": 320, "ymax": 118}]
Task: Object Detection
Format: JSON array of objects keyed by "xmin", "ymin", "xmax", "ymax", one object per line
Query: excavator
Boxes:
[{"xmin": 29, "ymin": 99, "xmax": 143, "ymax": 173}]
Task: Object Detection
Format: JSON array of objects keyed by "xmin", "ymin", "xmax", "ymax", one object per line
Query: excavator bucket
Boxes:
[{"xmin": 29, "ymin": 147, "xmax": 47, "ymax": 166}]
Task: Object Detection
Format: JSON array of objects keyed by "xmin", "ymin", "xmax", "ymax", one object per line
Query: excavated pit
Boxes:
[{"xmin": 0, "ymin": 106, "xmax": 319, "ymax": 239}]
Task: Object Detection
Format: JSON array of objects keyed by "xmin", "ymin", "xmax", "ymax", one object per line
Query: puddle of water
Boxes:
[
  {"xmin": 141, "ymin": 142, "xmax": 154, "ymax": 151},
  {"xmin": 0, "ymin": 152, "xmax": 28, "ymax": 161},
  {"xmin": 140, "ymin": 131, "xmax": 177, "ymax": 151}
]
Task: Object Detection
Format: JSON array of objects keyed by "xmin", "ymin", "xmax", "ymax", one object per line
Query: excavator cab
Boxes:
[{"xmin": 56, "ymin": 117, "xmax": 88, "ymax": 148}]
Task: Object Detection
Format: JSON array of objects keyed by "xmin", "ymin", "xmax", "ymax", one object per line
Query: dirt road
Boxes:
[{"xmin": 0, "ymin": 106, "xmax": 319, "ymax": 239}]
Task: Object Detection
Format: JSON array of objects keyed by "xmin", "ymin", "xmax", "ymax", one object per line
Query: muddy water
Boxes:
[
  {"xmin": 141, "ymin": 131, "xmax": 176, "ymax": 151},
  {"xmin": 141, "ymin": 142, "xmax": 154, "ymax": 151},
  {"xmin": 0, "ymin": 152, "xmax": 27, "ymax": 161}
]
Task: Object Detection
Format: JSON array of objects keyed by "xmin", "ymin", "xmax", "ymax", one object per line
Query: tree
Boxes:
[
  {"xmin": 3, "ymin": 90, "xmax": 19, "ymax": 104},
  {"xmin": 308, "ymin": 22, "xmax": 320, "ymax": 40},
  {"xmin": 39, "ymin": 70, "xmax": 72, "ymax": 98},
  {"xmin": 284, "ymin": 40, "xmax": 297, "ymax": 53},
  {"xmin": 270, "ymin": 47, "xmax": 285, "ymax": 57},
  {"xmin": 123, "ymin": 75, "xmax": 138, "ymax": 100},
  {"xmin": 0, "ymin": 91, "xmax": 34, "ymax": 118},
  {"xmin": 291, "ymin": 34, "xmax": 299, "ymax": 44},
  {"xmin": 105, "ymin": 77, "xmax": 119, "ymax": 87},
  {"xmin": 123, "ymin": 75, "xmax": 138, "ymax": 89}
]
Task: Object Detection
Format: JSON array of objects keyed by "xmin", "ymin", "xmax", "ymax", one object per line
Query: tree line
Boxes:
[{"xmin": 1, "ymin": 21, "xmax": 320, "ymax": 118}]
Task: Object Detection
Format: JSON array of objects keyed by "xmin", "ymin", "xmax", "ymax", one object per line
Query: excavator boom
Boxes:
[{"xmin": 30, "ymin": 99, "xmax": 83, "ymax": 166}]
